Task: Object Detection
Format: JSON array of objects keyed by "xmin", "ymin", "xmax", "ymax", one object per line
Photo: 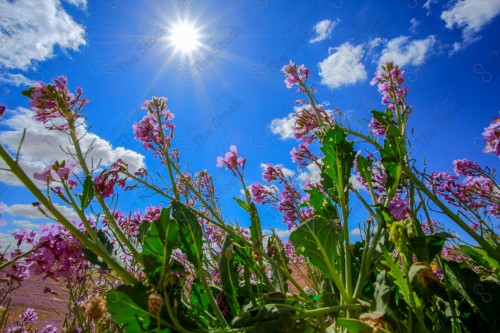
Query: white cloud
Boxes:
[
  {"xmin": 0, "ymin": 108, "xmax": 145, "ymax": 187},
  {"xmin": 310, "ymin": 19, "xmax": 340, "ymax": 43},
  {"xmin": 63, "ymin": 0, "xmax": 87, "ymax": 9},
  {"xmin": 0, "ymin": 0, "xmax": 86, "ymax": 70},
  {"xmin": 270, "ymin": 113, "xmax": 295, "ymax": 140},
  {"xmin": 378, "ymin": 35, "xmax": 436, "ymax": 67},
  {"xmin": 0, "ymin": 73, "xmax": 33, "ymax": 87},
  {"xmin": 4, "ymin": 203, "xmax": 80, "ymax": 221},
  {"xmin": 349, "ymin": 174, "xmax": 365, "ymax": 191},
  {"xmin": 350, "ymin": 228, "xmax": 361, "ymax": 236},
  {"xmin": 263, "ymin": 228, "xmax": 291, "ymax": 239},
  {"xmin": 0, "ymin": 232, "xmax": 22, "ymax": 251},
  {"xmin": 441, "ymin": 0, "xmax": 500, "ymax": 50},
  {"xmin": 318, "ymin": 42, "xmax": 367, "ymax": 89},
  {"xmin": 368, "ymin": 37, "xmax": 383, "ymax": 50},
  {"xmin": 297, "ymin": 163, "xmax": 322, "ymax": 188},
  {"xmin": 13, "ymin": 220, "xmax": 40, "ymax": 230},
  {"xmin": 409, "ymin": 18, "xmax": 419, "ymax": 33},
  {"xmin": 423, "ymin": 0, "xmax": 436, "ymax": 15}
]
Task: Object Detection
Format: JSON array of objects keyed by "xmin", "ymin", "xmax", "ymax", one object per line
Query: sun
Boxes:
[{"xmin": 169, "ymin": 21, "xmax": 201, "ymax": 53}]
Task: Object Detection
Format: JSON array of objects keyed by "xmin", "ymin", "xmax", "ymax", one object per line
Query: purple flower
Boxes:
[
  {"xmin": 369, "ymin": 118, "xmax": 387, "ymax": 136},
  {"xmin": 453, "ymin": 158, "xmax": 482, "ymax": 176},
  {"xmin": 389, "ymin": 197, "xmax": 409, "ymax": 221},
  {"xmin": 482, "ymin": 116, "xmax": 500, "ymax": 157},
  {"xmin": 216, "ymin": 145, "xmax": 246, "ymax": 171},
  {"xmin": 262, "ymin": 164, "xmax": 284, "ymax": 182},
  {"xmin": 0, "ymin": 104, "xmax": 6, "ymax": 117},
  {"xmin": 281, "ymin": 61, "xmax": 310, "ymax": 89}
]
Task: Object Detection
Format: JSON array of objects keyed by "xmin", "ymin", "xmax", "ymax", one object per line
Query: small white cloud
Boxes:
[
  {"xmin": 409, "ymin": 18, "xmax": 419, "ymax": 33},
  {"xmin": 310, "ymin": 19, "xmax": 340, "ymax": 43},
  {"xmin": 263, "ymin": 228, "xmax": 291, "ymax": 239},
  {"xmin": 318, "ymin": 42, "xmax": 367, "ymax": 89},
  {"xmin": 350, "ymin": 228, "xmax": 361, "ymax": 236},
  {"xmin": 0, "ymin": 0, "xmax": 87, "ymax": 70},
  {"xmin": 4, "ymin": 203, "xmax": 80, "ymax": 221},
  {"xmin": 379, "ymin": 35, "xmax": 436, "ymax": 67},
  {"xmin": 13, "ymin": 220, "xmax": 40, "ymax": 230},
  {"xmin": 270, "ymin": 113, "xmax": 295, "ymax": 140},
  {"xmin": 297, "ymin": 162, "xmax": 322, "ymax": 188},
  {"xmin": 63, "ymin": 0, "xmax": 87, "ymax": 9},
  {"xmin": 368, "ymin": 37, "xmax": 384, "ymax": 50},
  {"xmin": 0, "ymin": 108, "xmax": 145, "ymax": 187},
  {"xmin": 0, "ymin": 232, "xmax": 22, "ymax": 251},
  {"xmin": 0, "ymin": 73, "xmax": 33, "ymax": 87},
  {"xmin": 441, "ymin": 0, "xmax": 500, "ymax": 50},
  {"xmin": 423, "ymin": 0, "xmax": 436, "ymax": 15}
]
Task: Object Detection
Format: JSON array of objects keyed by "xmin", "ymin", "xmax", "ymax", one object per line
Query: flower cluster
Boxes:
[
  {"xmin": 24, "ymin": 76, "xmax": 88, "ymax": 131},
  {"xmin": 429, "ymin": 159, "xmax": 500, "ymax": 217},
  {"xmin": 34, "ymin": 159, "xmax": 79, "ymax": 191},
  {"xmin": 281, "ymin": 61, "xmax": 310, "ymax": 89},
  {"xmin": 133, "ymin": 97, "xmax": 175, "ymax": 153},
  {"xmin": 216, "ymin": 145, "xmax": 246, "ymax": 171},
  {"xmin": 93, "ymin": 159, "xmax": 131, "ymax": 199},
  {"xmin": 482, "ymin": 116, "xmax": 500, "ymax": 157}
]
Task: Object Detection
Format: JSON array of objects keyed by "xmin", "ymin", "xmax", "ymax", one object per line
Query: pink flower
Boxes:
[
  {"xmin": 216, "ymin": 145, "xmax": 246, "ymax": 170},
  {"xmin": 389, "ymin": 197, "xmax": 409, "ymax": 221},
  {"xmin": 250, "ymin": 183, "xmax": 275, "ymax": 204},
  {"xmin": 0, "ymin": 104, "xmax": 6, "ymax": 118},
  {"xmin": 453, "ymin": 159, "xmax": 482, "ymax": 176},
  {"xmin": 482, "ymin": 116, "xmax": 500, "ymax": 157},
  {"xmin": 369, "ymin": 118, "xmax": 387, "ymax": 136},
  {"xmin": 281, "ymin": 61, "xmax": 310, "ymax": 89},
  {"xmin": 262, "ymin": 164, "xmax": 284, "ymax": 182}
]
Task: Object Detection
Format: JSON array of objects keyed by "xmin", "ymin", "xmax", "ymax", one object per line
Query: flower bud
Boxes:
[
  {"xmin": 84, "ymin": 297, "xmax": 107, "ymax": 320},
  {"xmin": 148, "ymin": 293, "xmax": 163, "ymax": 315}
]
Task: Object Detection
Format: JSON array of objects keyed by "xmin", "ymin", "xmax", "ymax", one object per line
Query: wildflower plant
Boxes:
[{"xmin": 0, "ymin": 60, "xmax": 499, "ymax": 333}]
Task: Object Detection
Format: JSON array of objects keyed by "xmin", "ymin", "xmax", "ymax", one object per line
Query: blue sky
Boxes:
[{"xmin": 0, "ymin": 0, "xmax": 499, "ymax": 247}]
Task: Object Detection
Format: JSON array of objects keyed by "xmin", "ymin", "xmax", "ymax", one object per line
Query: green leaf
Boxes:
[
  {"xmin": 141, "ymin": 207, "xmax": 178, "ymax": 287},
  {"xmin": 381, "ymin": 249, "xmax": 422, "ymax": 312},
  {"xmin": 234, "ymin": 198, "xmax": 249, "ymax": 212},
  {"xmin": 443, "ymin": 260, "xmax": 500, "ymax": 330},
  {"xmin": 373, "ymin": 270, "xmax": 390, "ymax": 313},
  {"xmin": 336, "ymin": 318, "xmax": 373, "ymax": 333},
  {"xmin": 171, "ymin": 201, "xmax": 202, "ymax": 267},
  {"xmin": 356, "ymin": 155, "xmax": 372, "ymax": 187},
  {"xmin": 21, "ymin": 87, "xmax": 34, "ymax": 98},
  {"xmin": 78, "ymin": 176, "xmax": 94, "ymax": 210},
  {"xmin": 190, "ymin": 279, "xmax": 213, "ymax": 328},
  {"xmin": 321, "ymin": 127, "xmax": 355, "ymax": 203},
  {"xmin": 305, "ymin": 189, "xmax": 339, "ymax": 220},
  {"xmin": 289, "ymin": 217, "xmax": 341, "ymax": 285},
  {"xmin": 231, "ymin": 304, "xmax": 301, "ymax": 332},
  {"xmin": 137, "ymin": 220, "xmax": 151, "ymax": 244},
  {"xmin": 106, "ymin": 284, "xmax": 154, "ymax": 333},
  {"xmin": 267, "ymin": 231, "xmax": 290, "ymax": 293},
  {"xmin": 219, "ymin": 236, "xmax": 240, "ymax": 316},
  {"xmin": 81, "ymin": 228, "xmax": 113, "ymax": 270},
  {"xmin": 249, "ymin": 202, "xmax": 263, "ymax": 249}
]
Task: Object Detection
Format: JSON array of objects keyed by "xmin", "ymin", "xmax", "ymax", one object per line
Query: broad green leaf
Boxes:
[
  {"xmin": 190, "ymin": 279, "xmax": 213, "ymax": 328},
  {"xmin": 231, "ymin": 304, "xmax": 303, "ymax": 332},
  {"xmin": 141, "ymin": 207, "xmax": 178, "ymax": 287},
  {"xmin": 219, "ymin": 236, "xmax": 240, "ymax": 316},
  {"xmin": 381, "ymin": 249, "xmax": 422, "ymax": 312},
  {"xmin": 106, "ymin": 284, "xmax": 157, "ymax": 333},
  {"xmin": 79, "ymin": 175, "xmax": 94, "ymax": 210},
  {"xmin": 234, "ymin": 198, "xmax": 249, "ymax": 212},
  {"xmin": 136, "ymin": 220, "xmax": 151, "ymax": 244},
  {"xmin": 289, "ymin": 217, "xmax": 341, "ymax": 287},
  {"xmin": 321, "ymin": 127, "xmax": 355, "ymax": 203},
  {"xmin": 304, "ymin": 189, "xmax": 339, "ymax": 220},
  {"xmin": 337, "ymin": 318, "xmax": 373, "ymax": 333},
  {"xmin": 171, "ymin": 201, "xmax": 202, "ymax": 266},
  {"xmin": 356, "ymin": 155, "xmax": 372, "ymax": 187},
  {"xmin": 465, "ymin": 246, "xmax": 500, "ymax": 270},
  {"xmin": 443, "ymin": 260, "xmax": 500, "ymax": 330}
]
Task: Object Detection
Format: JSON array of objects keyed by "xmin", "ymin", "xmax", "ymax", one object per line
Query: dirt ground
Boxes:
[{"xmin": 5, "ymin": 275, "xmax": 69, "ymax": 331}]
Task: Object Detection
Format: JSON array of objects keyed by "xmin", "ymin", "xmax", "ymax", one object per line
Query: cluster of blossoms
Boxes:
[
  {"xmin": 14, "ymin": 223, "xmax": 87, "ymax": 281},
  {"xmin": 369, "ymin": 62, "xmax": 410, "ymax": 135},
  {"xmin": 94, "ymin": 159, "xmax": 132, "ymax": 199},
  {"xmin": 482, "ymin": 116, "xmax": 500, "ymax": 157},
  {"xmin": 132, "ymin": 97, "xmax": 175, "ymax": 153},
  {"xmin": 34, "ymin": 159, "xmax": 79, "ymax": 192},
  {"xmin": 216, "ymin": 145, "xmax": 246, "ymax": 173},
  {"xmin": 281, "ymin": 61, "xmax": 310, "ymax": 89},
  {"xmin": 428, "ymin": 158, "xmax": 500, "ymax": 217},
  {"xmin": 25, "ymin": 76, "xmax": 88, "ymax": 131},
  {"xmin": 388, "ymin": 196, "xmax": 410, "ymax": 221}
]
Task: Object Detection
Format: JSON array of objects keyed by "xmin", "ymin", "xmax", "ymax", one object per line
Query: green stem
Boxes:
[
  {"xmin": 0, "ymin": 245, "xmax": 40, "ymax": 271},
  {"xmin": 198, "ymin": 268, "xmax": 229, "ymax": 328}
]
